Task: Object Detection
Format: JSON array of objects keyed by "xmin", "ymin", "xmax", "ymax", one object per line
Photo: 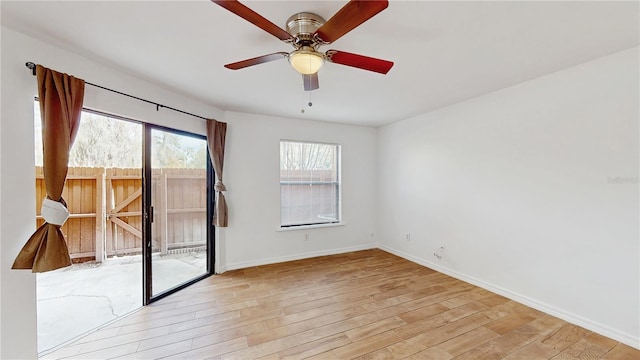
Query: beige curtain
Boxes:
[
  {"xmin": 13, "ymin": 65, "xmax": 85, "ymax": 273},
  {"xmin": 206, "ymin": 120, "xmax": 228, "ymax": 227}
]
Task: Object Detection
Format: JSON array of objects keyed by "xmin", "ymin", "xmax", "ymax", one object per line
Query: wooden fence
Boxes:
[{"xmin": 35, "ymin": 167, "xmax": 207, "ymax": 262}]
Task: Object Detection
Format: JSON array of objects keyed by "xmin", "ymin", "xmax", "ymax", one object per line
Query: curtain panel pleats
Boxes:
[
  {"xmin": 206, "ymin": 120, "xmax": 228, "ymax": 227},
  {"xmin": 13, "ymin": 65, "xmax": 85, "ymax": 273}
]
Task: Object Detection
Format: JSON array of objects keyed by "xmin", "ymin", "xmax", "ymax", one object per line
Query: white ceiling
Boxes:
[{"xmin": 1, "ymin": 1, "xmax": 638, "ymax": 127}]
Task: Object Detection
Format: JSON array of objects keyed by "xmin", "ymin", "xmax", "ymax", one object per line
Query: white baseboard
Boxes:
[
  {"xmin": 223, "ymin": 243, "xmax": 377, "ymax": 272},
  {"xmin": 378, "ymin": 244, "xmax": 640, "ymax": 350},
  {"xmin": 215, "ymin": 264, "xmax": 227, "ymax": 274}
]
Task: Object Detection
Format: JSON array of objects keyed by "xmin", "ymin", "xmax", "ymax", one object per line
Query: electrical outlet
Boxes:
[
  {"xmin": 304, "ymin": 233, "xmax": 309, "ymax": 241},
  {"xmin": 405, "ymin": 233, "xmax": 411, "ymax": 241}
]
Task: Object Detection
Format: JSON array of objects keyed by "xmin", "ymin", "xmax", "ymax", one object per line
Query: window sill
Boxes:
[{"xmin": 277, "ymin": 222, "xmax": 346, "ymax": 232}]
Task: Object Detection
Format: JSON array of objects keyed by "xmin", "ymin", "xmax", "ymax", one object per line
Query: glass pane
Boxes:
[
  {"xmin": 280, "ymin": 141, "xmax": 340, "ymax": 226},
  {"xmin": 150, "ymin": 128, "xmax": 208, "ymax": 296}
]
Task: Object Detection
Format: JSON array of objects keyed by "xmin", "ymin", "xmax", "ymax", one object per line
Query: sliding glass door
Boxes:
[
  {"xmin": 143, "ymin": 125, "xmax": 213, "ymax": 303},
  {"xmin": 34, "ymin": 105, "xmax": 215, "ymax": 347}
]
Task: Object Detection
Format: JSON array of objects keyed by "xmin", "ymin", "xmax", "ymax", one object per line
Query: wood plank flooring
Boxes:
[{"xmin": 42, "ymin": 249, "xmax": 639, "ymax": 359}]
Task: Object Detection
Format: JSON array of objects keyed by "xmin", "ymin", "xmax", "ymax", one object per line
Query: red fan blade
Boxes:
[
  {"xmin": 212, "ymin": 0, "xmax": 293, "ymax": 41},
  {"xmin": 326, "ymin": 50, "xmax": 393, "ymax": 74},
  {"xmin": 303, "ymin": 73, "xmax": 319, "ymax": 91},
  {"xmin": 314, "ymin": 0, "xmax": 388, "ymax": 44},
  {"xmin": 224, "ymin": 52, "xmax": 288, "ymax": 70}
]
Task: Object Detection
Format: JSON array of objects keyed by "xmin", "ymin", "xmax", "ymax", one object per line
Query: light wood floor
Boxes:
[{"xmin": 43, "ymin": 249, "xmax": 638, "ymax": 359}]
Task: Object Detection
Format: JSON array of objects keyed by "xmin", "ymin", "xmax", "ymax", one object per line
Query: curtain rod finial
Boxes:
[{"xmin": 25, "ymin": 62, "xmax": 36, "ymax": 76}]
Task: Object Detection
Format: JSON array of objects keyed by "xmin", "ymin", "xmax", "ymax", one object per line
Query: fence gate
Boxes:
[
  {"xmin": 35, "ymin": 167, "xmax": 207, "ymax": 262},
  {"xmin": 106, "ymin": 168, "xmax": 143, "ymax": 258}
]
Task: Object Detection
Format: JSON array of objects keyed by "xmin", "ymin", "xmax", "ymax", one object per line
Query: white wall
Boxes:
[
  {"xmin": 221, "ymin": 111, "xmax": 377, "ymax": 270},
  {"xmin": 377, "ymin": 47, "xmax": 639, "ymax": 347}
]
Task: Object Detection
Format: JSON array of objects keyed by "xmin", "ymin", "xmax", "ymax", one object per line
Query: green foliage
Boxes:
[
  {"xmin": 34, "ymin": 102, "xmax": 207, "ymax": 169},
  {"xmin": 151, "ymin": 130, "xmax": 206, "ymax": 169},
  {"xmin": 70, "ymin": 113, "xmax": 143, "ymax": 168}
]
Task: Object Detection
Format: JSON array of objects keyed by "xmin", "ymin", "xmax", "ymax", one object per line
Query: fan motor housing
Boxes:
[{"xmin": 286, "ymin": 12, "xmax": 325, "ymax": 47}]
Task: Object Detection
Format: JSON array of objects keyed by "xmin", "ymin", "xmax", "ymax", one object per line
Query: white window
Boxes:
[{"xmin": 280, "ymin": 140, "xmax": 341, "ymax": 227}]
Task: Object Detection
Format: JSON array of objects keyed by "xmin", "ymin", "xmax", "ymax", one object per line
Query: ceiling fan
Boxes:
[{"xmin": 212, "ymin": 0, "xmax": 394, "ymax": 91}]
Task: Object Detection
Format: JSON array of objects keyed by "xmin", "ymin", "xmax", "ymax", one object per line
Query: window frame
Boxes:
[{"xmin": 279, "ymin": 139, "xmax": 342, "ymax": 229}]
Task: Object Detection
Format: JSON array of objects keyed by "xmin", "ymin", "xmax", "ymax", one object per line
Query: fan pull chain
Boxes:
[{"xmin": 302, "ymin": 92, "xmax": 313, "ymax": 114}]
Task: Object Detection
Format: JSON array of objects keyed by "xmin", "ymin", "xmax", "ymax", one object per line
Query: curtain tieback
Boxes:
[
  {"xmin": 214, "ymin": 181, "xmax": 226, "ymax": 192},
  {"xmin": 41, "ymin": 198, "xmax": 70, "ymax": 226}
]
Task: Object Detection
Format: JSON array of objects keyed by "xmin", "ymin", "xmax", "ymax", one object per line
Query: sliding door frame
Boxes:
[{"xmin": 142, "ymin": 123, "xmax": 215, "ymax": 305}]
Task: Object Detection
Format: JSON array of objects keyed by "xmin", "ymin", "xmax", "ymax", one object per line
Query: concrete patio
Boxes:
[{"xmin": 37, "ymin": 252, "xmax": 207, "ymax": 354}]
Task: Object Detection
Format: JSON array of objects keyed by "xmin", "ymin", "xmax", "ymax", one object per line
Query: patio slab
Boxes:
[{"xmin": 37, "ymin": 252, "xmax": 206, "ymax": 354}]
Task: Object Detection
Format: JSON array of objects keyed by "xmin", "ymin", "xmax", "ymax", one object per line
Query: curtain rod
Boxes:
[{"xmin": 25, "ymin": 62, "xmax": 208, "ymax": 121}]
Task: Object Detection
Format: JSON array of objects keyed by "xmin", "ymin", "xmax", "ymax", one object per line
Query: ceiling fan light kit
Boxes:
[
  {"xmin": 289, "ymin": 47, "xmax": 324, "ymax": 75},
  {"xmin": 212, "ymin": 0, "xmax": 394, "ymax": 91}
]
